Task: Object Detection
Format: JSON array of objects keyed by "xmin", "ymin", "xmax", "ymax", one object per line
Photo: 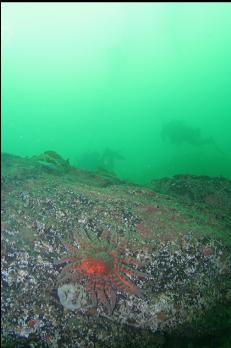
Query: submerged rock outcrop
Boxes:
[{"xmin": 1, "ymin": 153, "xmax": 231, "ymax": 347}]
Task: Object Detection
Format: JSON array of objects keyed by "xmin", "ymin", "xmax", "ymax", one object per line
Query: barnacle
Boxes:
[{"xmin": 57, "ymin": 235, "xmax": 146, "ymax": 314}]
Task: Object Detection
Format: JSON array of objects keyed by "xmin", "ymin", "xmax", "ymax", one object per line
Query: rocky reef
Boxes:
[{"xmin": 1, "ymin": 153, "xmax": 231, "ymax": 347}]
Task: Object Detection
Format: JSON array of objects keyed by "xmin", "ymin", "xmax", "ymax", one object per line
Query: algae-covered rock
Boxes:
[{"xmin": 1, "ymin": 153, "xmax": 231, "ymax": 347}]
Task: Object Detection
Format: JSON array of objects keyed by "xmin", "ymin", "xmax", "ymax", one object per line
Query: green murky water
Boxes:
[{"xmin": 2, "ymin": 3, "xmax": 231, "ymax": 184}]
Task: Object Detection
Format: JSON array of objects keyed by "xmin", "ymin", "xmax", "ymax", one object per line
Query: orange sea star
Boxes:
[{"xmin": 57, "ymin": 236, "xmax": 146, "ymax": 314}]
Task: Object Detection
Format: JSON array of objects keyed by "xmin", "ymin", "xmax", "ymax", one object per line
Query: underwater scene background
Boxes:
[
  {"xmin": 2, "ymin": 3, "xmax": 231, "ymax": 184},
  {"xmin": 1, "ymin": 3, "xmax": 231, "ymax": 348}
]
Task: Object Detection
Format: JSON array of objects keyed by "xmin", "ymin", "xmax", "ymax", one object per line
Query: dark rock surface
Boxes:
[{"xmin": 1, "ymin": 153, "xmax": 231, "ymax": 347}]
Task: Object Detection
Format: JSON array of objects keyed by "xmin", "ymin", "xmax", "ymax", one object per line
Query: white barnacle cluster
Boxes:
[{"xmin": 57, "ymin": 283, "xmax": 89, "ymax": 311}]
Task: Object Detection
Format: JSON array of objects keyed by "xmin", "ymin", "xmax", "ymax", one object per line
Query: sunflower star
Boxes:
[{"xmin": 57, "ymin": 236, "xmax": 146, "ymax": 314}]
